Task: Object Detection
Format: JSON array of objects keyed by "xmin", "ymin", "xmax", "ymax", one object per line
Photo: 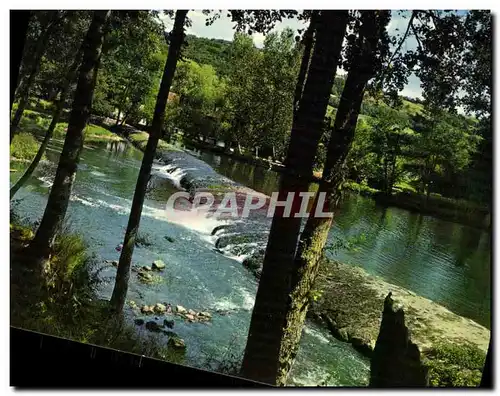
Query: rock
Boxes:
[
  {"xmin": 152, "ymin": 260, "xmax": 166, "ymax": 271},
  {"xmin": 164, "ymin": 236, "xmax": 175, "ymax": 243},
  {"xmin": 370, "ymin": 293, "xmax": 428, "ymax": 386},
  {"xmin": 129, "ymin": 300, "xmax": 137, "ymax": 308},
  {"xmin": 138, "ymin": 271, "xmax": 153, "ymax": 282},
  {"xmin": 145, "ymin": 321, "xmax": 162, "ymax": 332},
  {"xmin": 141, "ymin": 305, "xmax": 154, "ymax": 314},
  {"xmin": 134, "ymin": 318, "xmax": 145, "ymax": 326},
  {"xmin": 198, "ymin": 311, "xmax": 212, "ymax": 319},
  {"xmin": 175, "ymin": 305, "xmax": 187, "ymax": 314},
  {"xmin": 168, "ymin": 337, "xmax": 186, "ymax": 349},
  {"xmin": 154, "ymin": 303, "xmax": 167, "ymax": 313},
  {"xmin": 163, "ymin": 319, "xmax": 175, "ymax": 329},
  {"xmin": 338, "ymin": 328, "xmax": 350, "ymax": 343},
  {"xmin": 111, "ymin": 260, "xmax": 119, "ymax": 267},
  {"xmin": 141, "ymin": 266, "xmax": 152, "ymax": 271},
  {"xmin": 188, "ymin": 309, "xmax": 196, "ymax": 316},
  {"xmin": 185, "ymin": 314, "xmax": 195, "ymax": 321},
  {"xmin": 322, "ymin": 314, "xmax": 349, "ymax": 343}
]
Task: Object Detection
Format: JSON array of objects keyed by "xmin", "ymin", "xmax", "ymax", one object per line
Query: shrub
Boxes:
[
  {"xmin": 10, "ymin": 132, "xmax": 40, "ymax": 160},
  {"xmin": 424, "ymin": 342, "xmax": 486, "ymax": 387}
]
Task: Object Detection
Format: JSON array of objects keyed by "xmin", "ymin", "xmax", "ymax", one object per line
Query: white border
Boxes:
[{"xmin": 2, "ymin": 3, "xmax": 498, "ymax": 395}]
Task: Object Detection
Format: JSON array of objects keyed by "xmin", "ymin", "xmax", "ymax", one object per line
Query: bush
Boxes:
[
  {"xmin": 424, "ymin": 342, "xmax": 486, "ymax": 387},
  {"xmin": 10, "ymin": 222, "xmax": 177, "ymax": 364},
  {"xmin": 10, "ymin": 132, "xmax": 40, "ymax": 160}
]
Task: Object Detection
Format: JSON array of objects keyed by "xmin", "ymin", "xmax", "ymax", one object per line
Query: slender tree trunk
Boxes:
[
  {"xmin": 11, "ymin": 11, "xmax": 31, "ymax": 110},
  {"xmin": 115, "ymin": 109, "xmax": 121, "ymax": 126},
  {"xmin": 240, "ymin": 11, "xmax": 348, "ymax": 385},
  {"xmin": 27, "ymin": 10, "xmax": 110, "ymax": 272},
  {"xmin": 10, "ymin": 47, "xmax": 83, "ymax": 200},
  {"xmin": 293, "ymin": 14, "xmax": 316, "ymax": 119},
  {"xmin": 109, "ymin": 10, "xmax": 188, "ymax": 314},
  {"xmin": 10, "ymin": 11, "xmax": 63, "ymax": 142},
  {"xmin": 273, "ymin": 11, "xmax": 391, "ymax": 386}
]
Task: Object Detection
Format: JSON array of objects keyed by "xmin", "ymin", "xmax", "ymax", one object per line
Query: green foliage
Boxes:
[
  {"xmin": 183, "ymin": 34, "xmax": 232, "ymax": 76},
  {"xmin": 92, "ymin": 11, "xmax": 164, "ymax": 123},
  {"xmin": 10, "ymin": 132, "xmax": 41, "ymax": 160},
  {"xmin": 424, "ymin": 342, "xmax": 486, "ymax": 387}
]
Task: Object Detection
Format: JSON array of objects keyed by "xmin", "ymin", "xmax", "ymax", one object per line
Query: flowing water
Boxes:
[
  {"xmin": 189, "ymin": 148, "xmax": 492, "ymax": 329},
  {"xmin": 10, "ymin": 138, "xmax": 370, "ymax": 386}
]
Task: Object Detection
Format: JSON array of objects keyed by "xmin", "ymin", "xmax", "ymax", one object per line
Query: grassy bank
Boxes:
[
  {"xmin": 310, "ymin": 259, "xmax": 489, "ymax": 387},
  {"xmin": 160, "ymin": 137, "xmax": 489, "ymax": 230},
  {"xmin": 342, "ymin": 181, "xmax": 490, "ymax": 230},
  {"xmin": 11, "ymin": 107, "xmax": 125, "ymax": 147},
  {"xmin": 10, "ymin": 217, "xmax": 182, "ymax": 364}
]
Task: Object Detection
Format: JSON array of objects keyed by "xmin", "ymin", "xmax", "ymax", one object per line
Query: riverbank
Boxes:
[
  {"xmin": 9, "ymin": 220, "xmax": 181, "ymax": 364},
  {"xmin": 311, "ymin": 259, "xmax": 489, "ymax": 386},
  {"xmin": 167, "ymin": 137, "xmax": 490, "ymax": 231},
  {"xmin": 118, "ymin": 123, "xmax": 489, "ymax": 385}
]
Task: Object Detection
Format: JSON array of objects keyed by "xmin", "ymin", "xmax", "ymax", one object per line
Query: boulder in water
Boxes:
[
  {"xmin": 154, "ymin": 303, "xmax": 167, "ymax": 313},
  {"xmin": 141, "ymin": 266, "xmax": 152, "ymax": 271},
  {"xmin": 168, "ymin": 337, "xmax": 186, "ymax": 349},
  {"xmin": 185, "ymin": 314, "xmax": 195, "ymax": 321},
  {"xmin": 138, "ymin": 271, "xmax": 153, "ymax": 282},
  {"xmin": 175, "ymin": 305, "xmax": 187, "ymax": 314},
  {"xmin": 164, "ymin": 236, "xmax": 175, "ymax": 243},
  {"xmin": 134, "ymin": 318, "xmax": 145, "ymax": 326},
  {"xmin": 145, "ymin": 321, "xmax": 162, "ymax": 333},
  {"xmin": 163, "ymin": 319, "xmax": 175, "ymax": 329},
  {"xmin": 152, "ymin": 260, "xmax": 166, "ymax": 271},
  {"xmin": 141, "ymin": 305, "xmax": 154, "ymax": 314},
  {"xmin": 198, "ymin": 311, "xmax": 212, "ymax": 319}
]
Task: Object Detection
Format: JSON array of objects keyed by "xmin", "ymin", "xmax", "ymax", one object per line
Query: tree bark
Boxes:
[
  {"xmin": 10, "ymin": 11, "xmax": 64, "ymax": 142},
  {"xmin": 293, "ymin": 13, "xmax": 316, "ymax": 119},
  {"xmin": 240, "ymin": 10, "xmax": 348, "ymax": 385},
  {"xmin": 28, "ymin": 10, "xmax": 110, "ymax": 272},
  {"xmin": 273, "ymin": 11, "xmax": 391, "ymax": 386},
  {"xmin": 10, "ymin": 46, "xmax": 84, "ymax": 200},
  {"xmin": 11, "ymin": 11, "xmax": 31, "ymax": 110},
  {"xmin": 109, "ymin": 10, "xmax": 188, "ymax": 314}
]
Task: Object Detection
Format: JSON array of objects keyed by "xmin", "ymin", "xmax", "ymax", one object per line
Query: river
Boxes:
[
  {"xmin": 10, "ymin": 138, "xmax": 370, "ymax": 386},
  {"xmin": 190, "ymin": 147, "xmax": 491, "ymax": 330},
  {"xmin": 11, "ymin": 137, "xmax": 491, "ymax": 385}
]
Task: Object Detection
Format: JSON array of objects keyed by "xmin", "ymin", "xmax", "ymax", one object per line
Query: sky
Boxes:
[{"xmin": 160, "ymin": 10, "xmax": 424, "ymax": 99}]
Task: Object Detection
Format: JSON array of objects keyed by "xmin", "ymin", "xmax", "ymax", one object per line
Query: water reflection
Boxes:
[{"xmin": 197, "ymin": 149, "xmax": 491, "ymax": 328}]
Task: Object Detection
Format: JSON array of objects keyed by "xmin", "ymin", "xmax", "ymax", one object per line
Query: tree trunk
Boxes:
[
  {"xmin": 115, "ymin": 109, "xmax": 121, "ymax": 126},
  {"xmin": 272, "ymin": 11, "xmax": 391, "ymax": 386},
  {"xmin": 10, "ymin": 46, "xmax": 84, "ymax": 200},
  {"xmin": 10, "ymin": 11, "xmax": 62, "ymax": 142},
  {"xmin": 11, "ymin": 11, "xmax": 31, "ymax": 110},
  {"xmin": 109, "ymin": 10, "xmax": 188, "ymax": 314},
  {"xmin": 240, "ymin": 10, "xmax": 348, "ymax": 385},
  {"xmin": 293, "ymin": 14, "xmax": 316, "ymax": 119},
  {"xmin": 27, "ymin": 10, "xmax": 110, "ymax": 273}
]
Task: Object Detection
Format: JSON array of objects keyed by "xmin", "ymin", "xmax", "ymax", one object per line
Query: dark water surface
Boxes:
[
  {"xmin": 191, "ymin": 149, "xmax": 491, "ymax": 329},
  {"xmin": 11, "ymin": 139, "xmax": 370, "ymax": 386}
]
